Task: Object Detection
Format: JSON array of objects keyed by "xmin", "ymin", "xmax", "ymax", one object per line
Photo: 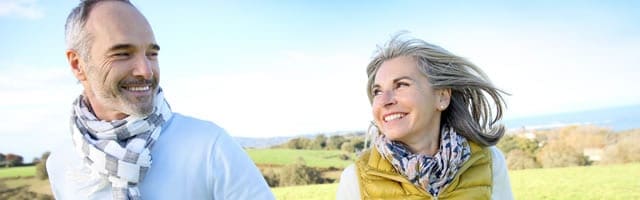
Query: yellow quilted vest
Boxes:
[{"xmin": 355, "ymin": 142, "xmax": 492, "ymax": 200}]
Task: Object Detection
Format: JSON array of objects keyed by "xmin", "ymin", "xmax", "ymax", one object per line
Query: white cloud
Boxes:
[
  {"xmin": 0, "ymin": 66, "xmax": 77, "ymax": 134},
  {"xmin": 423, "ymin": 24, "xmax": 640, "ymax": 119},
  {"xmin": 162, "ymin": 51, "xmax": 373, "ymax": 137},
  {"xmin": 0, "ymin": 65, "xmax": 77, "ymax": 160},
  {"xmin": 0, "ymin": 0, "xmax": 44, "ymax": 20}
]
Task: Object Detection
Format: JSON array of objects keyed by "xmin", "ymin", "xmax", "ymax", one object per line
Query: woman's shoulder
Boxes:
[
  {"xmin": 487, "ymin": 146, "xmax": 514, "ymax": 199},
  {"xmin": 340, "ymin": 164, "xmax": 357, "ymax": 178},
  {"xmin": 488, "ymin": 146, "xmax": 506, "ymax": 165},
  {"xmin": 336, "ymin": 164, "xmax": 361, "ymax": 200}
]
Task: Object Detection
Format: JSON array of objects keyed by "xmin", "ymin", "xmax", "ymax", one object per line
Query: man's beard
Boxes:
[
  {"xmin": 122, "ymin": 92, "xmax": 156, "ymax": 117},
  {"xmin": 92, "ymin": 80, "xmax": 159, "ymax": 118}
]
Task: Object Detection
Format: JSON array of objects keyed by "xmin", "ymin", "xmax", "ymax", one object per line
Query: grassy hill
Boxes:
[
  {"xmin": 510, "ymin": 163, "xmax": 640, "ymax": 200},
  {"xmin": 0, "ymin": 166, "xmax": 53, "ymax": 199},
  {"xmin": 246, "ymin": 148, "xmax": 354, "ymax": 168},
  {"xmin": 0, "ymin": 166, "xmax": 36, "ymax": 178},
  {"xmin": 271, "ymin": 162, "xmax": 640, "ymax": 199},
  {"xmin": 3, "ymin": 157, "xmax": 638, "ymax": 199}
]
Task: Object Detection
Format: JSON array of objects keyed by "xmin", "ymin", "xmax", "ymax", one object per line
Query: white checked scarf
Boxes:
[
  {"xmin": 70, "ymin": 89, "xmax": 172, "ymax": 200},
  {"xmin": 374, "ymin": 125, "xmax": 471, "ymax": 197}
]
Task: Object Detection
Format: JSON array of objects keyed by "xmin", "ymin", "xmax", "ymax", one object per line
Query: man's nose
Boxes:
[{"xmin": 132, "ymin": 55, "xmax": 153, "ymax": 79}]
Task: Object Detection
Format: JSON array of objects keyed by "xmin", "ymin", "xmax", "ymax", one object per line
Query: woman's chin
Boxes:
[{"xmin": 384, "ymin": 131, "xmax": 408, "ymax": 141}]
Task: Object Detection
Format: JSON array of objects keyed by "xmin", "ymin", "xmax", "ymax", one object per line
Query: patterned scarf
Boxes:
[
  {"xmin": 70, "ymin": 89, "xmax": 172, "ymax": 200},
  {"xmin": 374, "ymin": 125, "xmax": 471, "ymax": 197}
]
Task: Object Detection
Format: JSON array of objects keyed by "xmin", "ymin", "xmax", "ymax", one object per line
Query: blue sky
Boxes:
[{"xmin": 1, "ymin": 0, "xmax": 639, "ymax": 159}]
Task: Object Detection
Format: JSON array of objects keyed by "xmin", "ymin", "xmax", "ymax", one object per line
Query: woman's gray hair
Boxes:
[
  {"xmin": 366, "ymin": 33, "xmax": 508, "ymax": 146},
  {"xmin": 65, "ymin": 0, "xmax": 132, "ymax": 61}
]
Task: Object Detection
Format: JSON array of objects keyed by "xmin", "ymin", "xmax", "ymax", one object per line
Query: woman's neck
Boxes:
[{"xmin": 402, "ymin": 126, "xmax": 441, "ymax": 156}]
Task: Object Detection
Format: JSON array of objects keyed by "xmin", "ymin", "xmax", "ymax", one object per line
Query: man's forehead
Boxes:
[
  {"xmin": 86, "ymin": 1, "xmax": 147, "ymax": 28},
  {"xmin": 85, "ymin": 1, "xmax": 156, "ymax": 47},
  {"xmin": 89, "ymin": 1, "xmax": 137, "ymax": 17}
]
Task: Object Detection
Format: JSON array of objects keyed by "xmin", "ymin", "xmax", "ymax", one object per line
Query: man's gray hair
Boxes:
[
  {"xmin": 65, "ymin": 0, "xmax": 133, "ymax": 61},
  {"xmin": 366, "ymin": 32, "xmax": 508, "ymax": 146}
]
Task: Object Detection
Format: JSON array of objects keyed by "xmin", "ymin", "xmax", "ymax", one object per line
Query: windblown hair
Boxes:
[
  {"xmin": 65, "ymin": 0, "xmax": 133, "ymax": 61},
  {"xmin": 366, "ymin": 33, "xmax": 508, "ymax": 146}
]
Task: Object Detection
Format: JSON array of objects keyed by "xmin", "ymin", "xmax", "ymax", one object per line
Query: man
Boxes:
[{"xmin": 46, "ymin": 0, "xmax": 274, "ymax": 199}]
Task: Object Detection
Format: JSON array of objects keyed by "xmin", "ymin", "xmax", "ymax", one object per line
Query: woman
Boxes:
[{"xmin": 336, "ymin": 34, "xmax": 513, "ymax": 199}]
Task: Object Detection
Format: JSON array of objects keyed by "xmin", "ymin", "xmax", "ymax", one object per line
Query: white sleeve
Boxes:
[
  {"xmin": 210, "ymin": 132, "xmax": 275, "ymax": 200},
  {"xmin": 336, "ymin": 164, "xmax": 362, "ymax": 200},
  {"xmin": 490, "ymin": 146, "xmax": 514, "ymax": 200}
]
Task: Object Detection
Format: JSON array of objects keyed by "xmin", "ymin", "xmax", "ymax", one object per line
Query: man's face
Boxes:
[{"xmin": 79, "ymin": 1, "xmax": 160, "ymax": 120}]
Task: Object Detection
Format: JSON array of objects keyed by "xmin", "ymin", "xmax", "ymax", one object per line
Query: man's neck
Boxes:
[{"xmin": 83, "ymin": 97, "xmax": 128, "ymax": 121}]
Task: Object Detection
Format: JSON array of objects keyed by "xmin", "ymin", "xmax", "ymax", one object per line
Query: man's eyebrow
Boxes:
[
  {"xmin": 107, "ymin": 44, "xmax": 160, "ymax": 52},
  {"xmin": 108, "ymin": 44, "xmax": 134, "ymax": 52}
]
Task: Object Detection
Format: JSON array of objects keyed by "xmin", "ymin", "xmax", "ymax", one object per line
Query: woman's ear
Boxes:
[{"xmin": 437, "ymin": 88, "xmax": 451, "ymax": 111}]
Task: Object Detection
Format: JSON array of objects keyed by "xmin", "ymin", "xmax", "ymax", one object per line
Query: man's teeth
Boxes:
[
  {"xmin": 126, "ymin": 86, "xmax": 150, "ymax": 91},
  {"xmin": 384, "ymin": 113, "xmax": 405, "ymax": 122}
]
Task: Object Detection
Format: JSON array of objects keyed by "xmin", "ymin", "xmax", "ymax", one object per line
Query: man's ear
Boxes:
[
  {"xmin": 67, "ymin": 50, "xmax": 86, "ymax": 81},
  {"xmin": 437, "ymin": 88, "xmax": 451, "ymax": 111}
]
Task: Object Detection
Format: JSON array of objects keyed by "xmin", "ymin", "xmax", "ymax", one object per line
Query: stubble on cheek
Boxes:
[{"xmin": 97, "ymin": 58, "xmax": 120, "ymax": 99}]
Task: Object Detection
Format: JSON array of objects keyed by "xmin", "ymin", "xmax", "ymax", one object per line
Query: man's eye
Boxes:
[
  {"xmin": 147, "ymin": 52, "xmax": 158, "ymax": 57},
  {"xmin": 372, "ymin": 89, "xmax": 382, "ymax": 96},
  {"xmin": 113, "ymin": 53, "xmax": 130, "ymax": 57}
]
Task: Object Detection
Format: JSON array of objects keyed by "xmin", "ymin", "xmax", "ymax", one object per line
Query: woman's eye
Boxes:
[
  {"xmin": 396, "ymin": 82, "xmax": 409, "ymax": 88},
  {"xmin": 372, "ymin": 89, "xmax": 382, "ymax": 96}
]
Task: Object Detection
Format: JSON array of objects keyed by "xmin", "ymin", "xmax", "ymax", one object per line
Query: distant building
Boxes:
[
  {"xmin": 510, "ymin": 130, "xmax": 537, "ymax": 141},
  {"xmin": 583, "ymin": 148, "xmax": 604, "ymax": 162},
  {"xmin": 523, "ymin": 132, "xmax": 536, "ymax": 140}
]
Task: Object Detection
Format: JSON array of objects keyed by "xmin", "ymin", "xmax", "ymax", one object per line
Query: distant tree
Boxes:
[
  {"xmin": 36, "ymin": 151, "xmax": 51, "ymax": 180},
  {"xmin": 261, "ymin": 168, "xmax": 280, "ymax": 187},
  {"xmin": 340, "ymin": 142, "xmax": 354, "ymax": 153},
  {"xmin": 326, "ymin": 135, "xmax": 346, "ymax": 150},
  {"xmin": 351, "ymin": 138, "xmax": 365, "ymax": 152},
  {"xmin": 311, "ymin": 134, "xmax": 327, "ymax": 150},
  {"xmin": 506, "ymin": 149, "xmax": 540, "ymax": 170},
  {"xmin": 286, "ymin": 138, "xmax": 312, "ymax": 150},
  {"xmin": 557, "ymin": 125, "xmax": 609, "ymax": 150},
  {"xmin": 497, "ymin": 135, "xmax": 539, "ymax": 156},
  {"xmin": 339, "ymin": 153, "xmax": 350, "ymax": 161},
  {"xmin": 497, "ymin": 135, "xmax": 520, "ymax": 154},
  {"xmin": 4, "ymin": 153, "xmax": 23, "ymax": 167},
  {"xmin": 601, "ymin": 130, "xmax": 640, "ymax": 164},
  {"xmin": 536, "ymin": 141, "xmax": 587, "ymax": 168},
  {"xmin": 278, "ymin": 157, "xmax": 322, "ymax": 186},
  {"xmin": 0, "ymin": 153, "xmax": 5, "ymax": 164}
]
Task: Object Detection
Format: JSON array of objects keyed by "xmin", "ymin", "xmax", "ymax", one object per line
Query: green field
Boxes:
[
  {"xmin": 510, "ymin": 163, "xmax": 640, "ymax": 200},
  {"xmin": 246, "ymin": 149, "xmax": 353, "ymax": 168},
  {"xmin": 272, "ymin": 183, "xmax": 337, "ymax": 200},
  {"xmin": 0, "ymin": 166, "xmax": 36, "ymax": 178},
  {"xmin": 3, "ymin": 161, "xmax": 639, "ymax": 199},
  {"xmin": 272, "ymin": 163, "xmax": 640, "ymax": 200}
]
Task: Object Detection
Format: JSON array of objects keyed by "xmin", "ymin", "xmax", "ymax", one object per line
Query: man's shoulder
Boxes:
[
  {"xmin": 166, "ymin": 112, "xmax": 226, "ymax": 134},
  {"xmin": 159, "ymin": 112, "xmax": 235, "ymax": 147},
  {"xmin": 47, "ymin": 139, "xmax": 77, "ymax": 168}
]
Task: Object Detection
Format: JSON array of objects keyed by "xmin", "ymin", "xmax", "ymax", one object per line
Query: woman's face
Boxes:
[{"xmin": 371, "ymin": 56, "xmax": 443, "ymax": 144}]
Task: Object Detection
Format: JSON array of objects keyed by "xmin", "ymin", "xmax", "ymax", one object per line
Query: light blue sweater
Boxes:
[{"xmin": 47, "ymin": 113, "xmax": 274, "ymax": 200}]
